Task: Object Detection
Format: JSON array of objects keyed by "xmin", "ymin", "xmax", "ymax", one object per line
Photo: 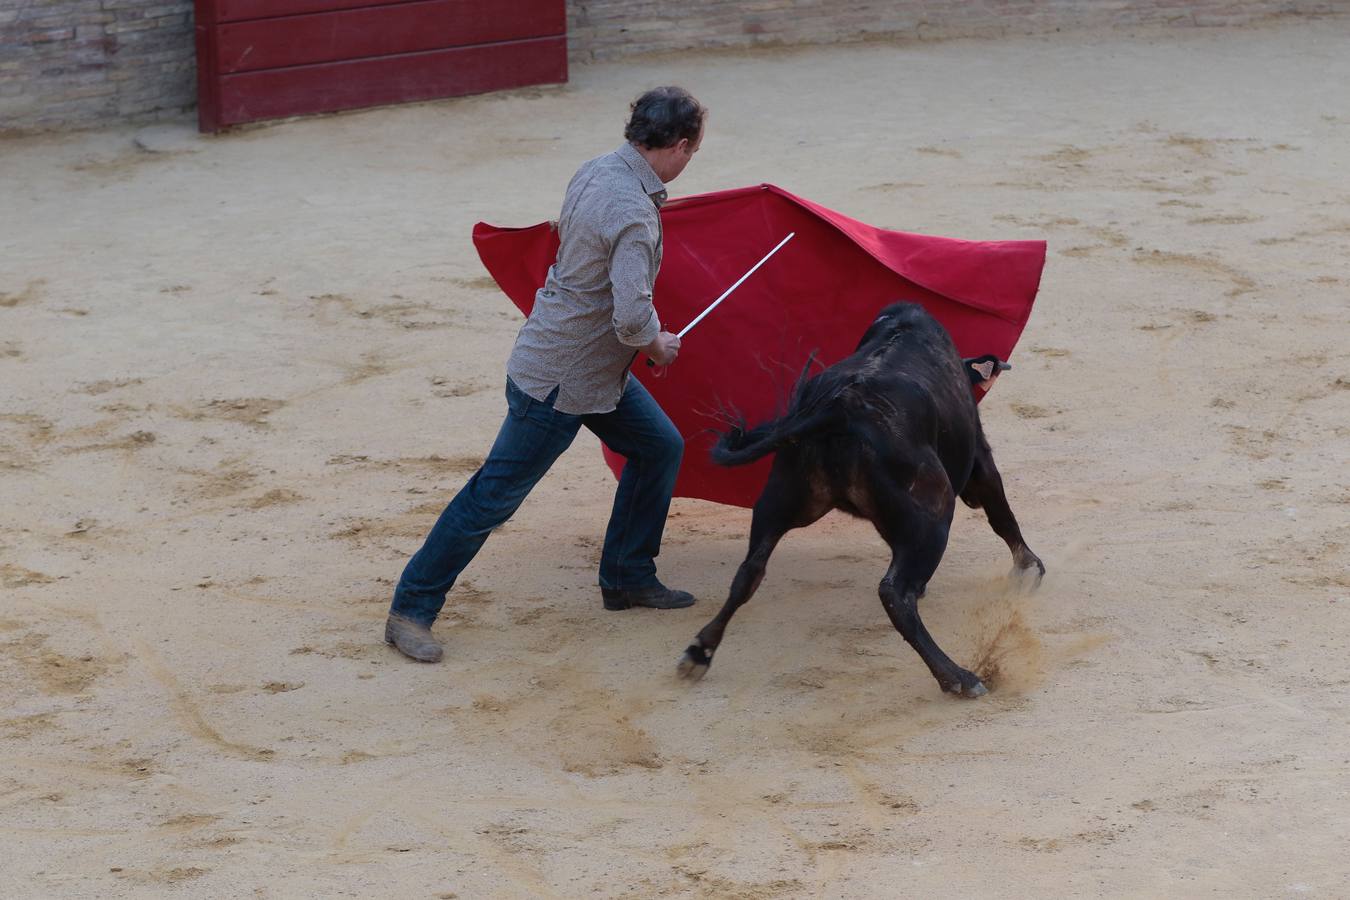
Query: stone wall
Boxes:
[
  {"xmin": 567, "ymin": 0, "xmax": 1343, "ymax": 61},
  {"xmin": 0, "ymin": 0, "xmax": 1342, "ymax": 132},
  {"xmin": 0, "ymin": 0, "xmax": 195, "ymax": 131}
]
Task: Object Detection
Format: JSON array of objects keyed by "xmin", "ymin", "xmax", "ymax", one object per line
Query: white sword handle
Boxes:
[
  {"xmin": 644, "ymin": 232, "xmax": 796, "ymax": 368},
  {"xmin": 676, "ymin": 232, "xmax": 795, "ymax": 339}
]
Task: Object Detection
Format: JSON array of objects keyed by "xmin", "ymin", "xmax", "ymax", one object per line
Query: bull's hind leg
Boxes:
[
  {"xmin": 960, "ymin": 435, "xmax": 1045, "ymax": 583},
  {"xmin": 874, "ymin": 471, "xmax": 987, "ymax": 697},
  {"xmin": 878, "ymin": 525, "xmax": 987, "ymax": 698},
  {"xmin": 677, "ymin": 466, "xmax": 825, "ymax": 680}
]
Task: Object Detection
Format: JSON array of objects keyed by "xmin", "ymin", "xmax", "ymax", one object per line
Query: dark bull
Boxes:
[{"xmin": 677, "ymin": 302, "xmax": 1044, "ymax": 697}]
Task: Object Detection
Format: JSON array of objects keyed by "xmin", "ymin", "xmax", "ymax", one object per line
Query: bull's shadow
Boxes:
[{"xmin": 678, "ymin": 302, "xmax": 1044, "ymax": 697}]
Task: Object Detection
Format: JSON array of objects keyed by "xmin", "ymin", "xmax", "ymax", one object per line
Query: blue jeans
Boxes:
[{"xmin": 390, "ymin": 376, "xmax": 684, "ymax": 625}]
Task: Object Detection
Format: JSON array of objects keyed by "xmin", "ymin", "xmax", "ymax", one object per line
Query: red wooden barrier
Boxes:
[{"xmin": 194, "ymin": 0, "xmax": 568, "ymax": 132}]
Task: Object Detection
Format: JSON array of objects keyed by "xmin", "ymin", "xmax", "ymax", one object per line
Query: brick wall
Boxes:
[
  {"xmin": 0, "ymin": 1, "xmax": 1343, "ymax": 132},
  {"xmin": 0, "ymin": 0, "xmax": 194, "ymax": 131},
  {"xmin": 567, "ymin": 0, "xmax": 1344, "ymax": 62}
]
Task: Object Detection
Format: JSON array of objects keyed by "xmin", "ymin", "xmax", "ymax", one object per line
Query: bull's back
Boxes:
[{"xmin": 840, "ymin": 305, "xmax": 981, "ymax": 491}]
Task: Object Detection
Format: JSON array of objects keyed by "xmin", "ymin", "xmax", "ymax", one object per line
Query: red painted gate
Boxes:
[{"xmin": 193, "ymin": 0, "xmax": 568, "ymax": 132}]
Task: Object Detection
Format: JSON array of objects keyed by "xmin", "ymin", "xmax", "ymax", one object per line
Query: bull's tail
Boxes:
[
  {"xmin": 711, "ymin": 404, "xmax": 841, "ymax": 467},
  {"xmin": 713, "ymin": 352, "xmax": 845, "ymax": 467}
]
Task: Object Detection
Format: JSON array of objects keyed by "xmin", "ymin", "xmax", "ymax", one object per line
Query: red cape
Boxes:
[{"xmin": 473, "ymin": 184, "xmax": 1044, "ymax": 509}]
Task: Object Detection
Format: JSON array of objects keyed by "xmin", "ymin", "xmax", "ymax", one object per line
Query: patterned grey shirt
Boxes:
[{"xmin": 506, "ymin": 143, "xmax": 667, "ymax": 415}]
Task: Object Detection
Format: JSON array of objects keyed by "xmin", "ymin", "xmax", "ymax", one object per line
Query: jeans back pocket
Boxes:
[{"xmin": 505, "ymin": 378, "xmax": 534, "ymax": 419}]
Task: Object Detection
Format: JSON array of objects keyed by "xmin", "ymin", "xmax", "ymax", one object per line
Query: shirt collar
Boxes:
[{"xmin": 616, "ymin": 142, "xmax": 668, "ymax": 207}]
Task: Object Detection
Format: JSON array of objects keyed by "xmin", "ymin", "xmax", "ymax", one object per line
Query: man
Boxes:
[{"xmin": 384, "ymin": 86, "xmax": 707, "ymax": 662}]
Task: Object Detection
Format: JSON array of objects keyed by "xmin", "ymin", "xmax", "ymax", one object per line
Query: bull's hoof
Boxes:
[
  {"xmin": 676, "ymin": 642, "xmax": 713, "ymax": 680},
  {"xmin": 943, "ymin": 676, "xmax": 988, "ymax": 698},
  {"xmin": 1010, "ymin": 561, "xmax": 1045, "ymax": 592},
  {"xmin": 1011, "ymin": 548, "xmax": 1046, "ymax": 590}
]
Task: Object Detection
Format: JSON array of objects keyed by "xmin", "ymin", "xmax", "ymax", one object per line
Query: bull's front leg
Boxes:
[{"xmin": 961, "ymin": 441, "xmax": 1045, "ymax": 587}]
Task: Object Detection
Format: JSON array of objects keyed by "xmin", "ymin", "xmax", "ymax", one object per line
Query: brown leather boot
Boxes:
[{"xmin": 383, "ymin": 614, "xmax": 444, "ymax": 662}]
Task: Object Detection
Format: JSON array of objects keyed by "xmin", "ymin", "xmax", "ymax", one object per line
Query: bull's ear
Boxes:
[{"xmin": 971, "ymin": 360, "xmax": 996, "ymax": 382}]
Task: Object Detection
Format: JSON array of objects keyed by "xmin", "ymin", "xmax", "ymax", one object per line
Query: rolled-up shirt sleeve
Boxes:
[{"xmin": 608, "ymin": 215, "xmax": 661, "ymax": 348}]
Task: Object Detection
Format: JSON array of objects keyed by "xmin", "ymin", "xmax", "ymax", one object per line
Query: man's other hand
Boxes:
[{"xmin": 644, "ymin": 331, "xmax": 681, "ymax": 366}]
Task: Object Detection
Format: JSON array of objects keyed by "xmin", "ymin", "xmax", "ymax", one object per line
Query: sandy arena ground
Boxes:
[{"xmin": 2, "ymin": 18, "xmax": 1349, "ymax": 899}]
